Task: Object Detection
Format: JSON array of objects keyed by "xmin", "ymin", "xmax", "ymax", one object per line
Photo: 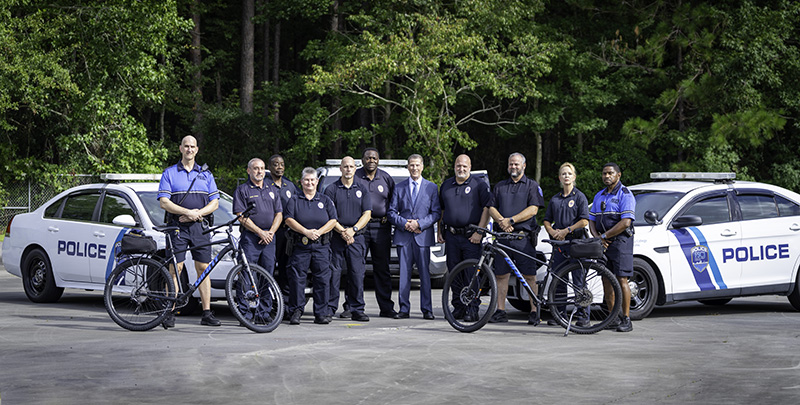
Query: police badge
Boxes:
[
  {"xmin": 691, "ymin": 245, "xmax": 709, "ymax": 273},
  {"xmin": 302, "ymin": 236, "xmax": 309, "ymax": 245}
]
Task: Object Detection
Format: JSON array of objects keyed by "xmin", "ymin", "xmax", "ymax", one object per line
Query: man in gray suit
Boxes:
[{"xmin": 388, "ymin": 154, "xmax": 441, "ymax": 320}]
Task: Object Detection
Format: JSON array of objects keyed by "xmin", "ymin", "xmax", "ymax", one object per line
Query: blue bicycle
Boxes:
[
  {"xmin": 442, "ymin": 225, "xmax": 622, "ymax": 335},
  {"xmin": 103, "ymin": 205, "xmax": 284, "ymax": 333}
]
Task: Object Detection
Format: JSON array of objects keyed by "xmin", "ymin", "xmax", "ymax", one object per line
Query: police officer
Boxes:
[
  {"xmin": 588, "ymin": 162, "xmax": 635, "ymax": 332},
  {"xmin": 284, "ymin": 167, "xmax": 338, "ymax": 325},
  {"xmin": 232, "ymin": 158, "xmax": 283, "ymax": 274},
  {"xmin": 325, "ymin": 157, "xmax": 372, "ymax": 322},
  {"xmin": 157, "ymin": 135, "xmax": 220, "ymax": 327},
  {"xmin": 267, "ymin": 154, "xmax": 299, "ymax": 308},
  {"xmin": 488, "ymin": 152, "xmax": 545, "ymax": 325},
  {"xmin": 354, "ymin": 148, "xmax": 398, "ymax": 318},
  {"xmin": 543, "ymin": 162, "xmax": 590, "ymax": 326},
  {"xmin": 437, "ymin": 154, "xmax": 492, "ymax": 322}
]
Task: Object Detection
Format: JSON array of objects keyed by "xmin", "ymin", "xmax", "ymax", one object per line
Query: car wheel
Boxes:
[
  {"xmin": 788, "ymin": 271, "xmax": 800, "ymax": 311},
  {"xmin": 22, "ymin": 248, "xmax": 64, "ymax": 303},
  {"xmin": 507, "ymin": 298, "xmax": 531, "ymax": 313},
  {"xmin": 430, "ymin": 276, "xmax": 445, "ymax": 289},
  {"xmin": 698, "ymin": 298, "xmax": 733, "ymax": 306},
  {"xmin": 629, "ymin": 258, "xmax": 658, "ymax": 320},
  {"xmin": 174, "ymin": 269, "xmax": 200, "ymax": 316}
]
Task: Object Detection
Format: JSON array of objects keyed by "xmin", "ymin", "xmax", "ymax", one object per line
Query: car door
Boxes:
[
  {"xmin": 668, "ymin": 191, "xmax": 742, "ymax": 299},
  {"xmin": 43, "ymin": 191, "xmax": 101, "ymax": 283},
  {"xmin": 89, "ymin": 190, "xmax": 140, "ymax": 283},
  {"xmin": 735, "ymin": 191, "xmax": 800, "ymax": 292}
]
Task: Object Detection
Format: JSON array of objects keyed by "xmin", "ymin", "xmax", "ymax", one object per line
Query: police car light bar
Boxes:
[
  {"xmin": 650, "ymin": 172, "xmax": 736, "ymax": 181},
  {"xmin": 100, "ymin": 173, "xmax": 162, "ymax": 182}
]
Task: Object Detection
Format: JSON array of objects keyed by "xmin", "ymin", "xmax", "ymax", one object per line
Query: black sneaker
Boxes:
[
  {"xmin": 488, "ymin": 309, "xmax": 508, "ymax": 323},
  {"xmin": 463, "ymin": 308, "xmax": 479, "ymax": 322},
  {"xmin": 527, "ymin": 311, "xmax": 540, "ymax": 326},
  {"xmin": 605, "ymin": 315, "xmax": 622, "ymax": 330},
  {"xmin": 575, "ymin": 318, "xmax": 591, "ymax": 328},
  {"xmin": 314, "ymin": 316, "xmax": 330, "ymax": 325},
  {"xmin": 339, "ymin": 310, "xmax": 352, "ymax": 319},
  {"xmin": 162, "ymin": 312, "xmax": 175, "ymax": 329},
  {"xmin": 200, "ymin": 311, "xmax": 221, "ymax": 326},
  {"xmin": 351, "ymin": 312, "xmax": 370, "ymax": 322},
  {"xmin": 289, "ymin": 309, "xmax": 302, "ymax": 325},
  {"xmin": 616, "ymin": 316, "xmax": 633, "ymax": 332},
  {"xmin": 452, "ymin": 306, "xmax": 467, "ymax": 320}
]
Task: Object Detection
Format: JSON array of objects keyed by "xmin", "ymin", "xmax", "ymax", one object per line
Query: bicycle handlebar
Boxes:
[
  {"xmin": 201, "ymin": 203, "xmax": 255, "ymax": 235},
  {"xmin": 466, "ymin": 224, "xmax": 569, "ymax": 247}
]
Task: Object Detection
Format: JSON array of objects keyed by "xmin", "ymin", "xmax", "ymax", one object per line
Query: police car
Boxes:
[
  {"xmin": 1, "ymin": 174, "xmax": 238, "ymax": 311},
  {"xmin": 508, "ymin": 172, "xmax": 800, "ymax": 319}
]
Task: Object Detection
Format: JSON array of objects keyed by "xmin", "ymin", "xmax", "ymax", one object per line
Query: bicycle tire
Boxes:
[
  {"xmin": 104, "ymin": 256, "xmax": 175, "ymax": 331},
  {"xmin": 546, "ymin": 261, "xmax": 622, "ymax": 334},
  {"xmin": 225, "ymin": 264, "xmax": 284, "ymax": 333},
  {"xmin": 442, "ymin": 259, "xmax": 498, "ymax": 333}
]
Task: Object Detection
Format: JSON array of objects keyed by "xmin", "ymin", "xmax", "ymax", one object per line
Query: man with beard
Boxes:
[
  {"xmin": 325, "ymin": 157, "xmax": 372, "ymax": 321},
  {"xmin": 437, "ymin": 154, "xmax": 492, "ymax": 322},
  {"xmin": 354, "ymin": 148, "xmax": 398, "ymax": 318},
  {"xmin": 488, "ymin": 152, "xmax": 545, "ymax": 325}
]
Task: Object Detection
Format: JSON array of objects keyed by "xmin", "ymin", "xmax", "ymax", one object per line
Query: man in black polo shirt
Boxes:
[
  {"xmin": 267, "ymin": 154, "xmax": 298, "ymax": 308},
  {"xmin": 438, "ymin": 154, "xmax": 492, "ymax": 321},
  {"xmin": 232, "ymin": 158, "xmax": 283, "ymax": 274},
  {"xmin": 325, "ymin": 156, "xmax": 372, "ymax": 322},
  {"xmin": 488, "ymin": 152, "xmax": 545, "ymax": 325},
  {"xmin": 354, "ymin": 148, "xmax": 397, "ymax": 318}
]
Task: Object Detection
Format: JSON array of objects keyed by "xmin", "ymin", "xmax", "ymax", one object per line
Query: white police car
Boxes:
[
  {"xmin": 2, "ymin": 174, "xmax": 238, "ymax": 311},
  {"xmin": 507, "ymin": 172, "xmax": 800, "ymax": 319}
]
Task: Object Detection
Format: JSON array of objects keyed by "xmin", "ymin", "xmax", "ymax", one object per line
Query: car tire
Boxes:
[
  {"xmin": 507, "ymin": 298, "xmax": 531, "ymax": 313},
  {"xmin": 175, "ymin": 269, "xmax": 200, "ymax": 316},
  {"xmin": 629, "ymin": 258, "xmax": 658, "ymax": 320},
  {"xmin": 788, "ymin": 271, "xmax": 800, "ymax": 311},
  {"xmin": 430, "ymin": 276, "xmax": 445, "ymax": 289},
  {"xmin": 698, "ymin": 298, "xmax": 733, "ymax": 306},
  {"xmin": 22, "ymin": 248, "xmax": 64, "ymax": 303}
]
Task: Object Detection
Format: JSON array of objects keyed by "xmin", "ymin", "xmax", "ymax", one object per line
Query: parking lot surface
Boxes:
[{"xmin": 1, "ymin": 262, "xmax": 799, "ymax": 404}]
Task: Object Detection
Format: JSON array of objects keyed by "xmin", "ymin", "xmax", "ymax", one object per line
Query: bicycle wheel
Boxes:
[
  {"xmin": 104, "ymin": 257, "xmax": 174, "ymax": 331},
  {"xmin": 546, "ymin": 261, "xmax": 622, "ymax": 334},
  {"xmin": 442, "ymin": 259, "xmax": 498, "ymax": 333},
  {"xmin": 225, "ymin": 264, "xmax": 284, "ymax": 333}
]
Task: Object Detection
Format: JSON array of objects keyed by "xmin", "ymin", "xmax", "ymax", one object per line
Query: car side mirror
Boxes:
[
  {"xmin": 671, "ymin": 215, "xmax": 702, "ymax": 229},
  {"xmin": 112, "ymin": 214, "xmax": 137, "ymax": 227},
  {"xmin": 644, "ymin": 210, "xmax": 662, "ymax": 225}
]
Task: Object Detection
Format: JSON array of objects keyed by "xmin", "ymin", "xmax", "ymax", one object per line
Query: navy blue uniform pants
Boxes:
[
  {"xmin": 330, "ymin": 234, "xmax": 367, "ymax": 314},
  {"xmin": 239, "ymin": 231, "xmax": 276, "ymax": 275},
  {"xmin": 274, "ymin": 227, "xmax": 290, "ymax": 303},
  {"xmin": 363, "ymin": 223, "xmax": 395, "ymax": 313},
  {"xmin": 445, "ymin": 231, "xmax": 482, "ymax": 312},
  {"xmin": 287, "ymin": 242, "xmax": 331, "ymax": 317}
]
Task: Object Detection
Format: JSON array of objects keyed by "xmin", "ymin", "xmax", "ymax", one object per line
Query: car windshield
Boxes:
[
  {"xmin": 136, "ymin": 190, "xmax": 237, "ymax": 226},
  {"xmin": 632, "ymin": 190, "xmax": 685, "ymax": 226}
]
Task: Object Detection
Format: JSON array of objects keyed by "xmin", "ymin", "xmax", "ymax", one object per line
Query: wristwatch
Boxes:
[
  {"xmin": 509, "ymin": 217, "xmax": 515, "ymax": 225},
  {"xmin": 352, "ymin": 226, "xmax": 359, "ymax": 232},
  {"xmin": 601, "ymin": 233, "xmax": 607, "ymax": 240}
]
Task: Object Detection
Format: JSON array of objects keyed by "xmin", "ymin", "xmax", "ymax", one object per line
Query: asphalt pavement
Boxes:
[{"xmin": 1, "ymin": 260, "xmax": 799, "ymax": 404}]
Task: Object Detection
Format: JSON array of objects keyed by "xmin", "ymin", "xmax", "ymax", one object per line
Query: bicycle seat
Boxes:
[{"xmin": 153, "ymin": 225, "xmax": 180, "ymax": 233}]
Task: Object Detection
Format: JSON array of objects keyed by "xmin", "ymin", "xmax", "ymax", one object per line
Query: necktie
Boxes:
[{"xmin": 411, "ymin": 181, "xmax": 418, "ymax": 205}]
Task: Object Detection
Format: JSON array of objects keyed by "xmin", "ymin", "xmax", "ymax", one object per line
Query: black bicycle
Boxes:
[
  {"xmin": 103, "ymin": 205, "xmax": 284, "ymax": 333},
  {"xmin": 442, "ymin": 225, "xmax": 622, "ymax": 335}
]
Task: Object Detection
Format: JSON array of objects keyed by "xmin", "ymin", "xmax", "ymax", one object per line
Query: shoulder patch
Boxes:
[{"xmin": 622, "ymin": 187, "xmax": 631, "ymax": 194}]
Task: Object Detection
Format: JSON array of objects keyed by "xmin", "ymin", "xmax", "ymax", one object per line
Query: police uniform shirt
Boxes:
[
  {"xmin": 285, "ymin": 192, "xmax": 338, "ymax": 230},
  {"xmin": 270, "ymin": 175, "xmax": 298, "ymax": 213},
  {"xmin": 354, "ymin": 167, "xmax": 395, "ymax": 219},
  {"xmin": 232, "ymin": 180, "xmax": 282, "ymax": 232},
  {"xmin": 490, "ymin": 175, "xmax": 545, "ymax": 232},
  {"xmin": 544, "ymin": 188, "xmax": 590, "ymax": 237},
  {"xmin": 589, "ymin": 182, "xmax": 636, "ymax": 233},
  {"xmin": 323, "ymin": 180, "xmax": 371, "ymax": 227},
  {"xmin": 157, "ymin": 162, "xmax": 219, "ymax": 209},
  {"xmin": 439, "ymin": 175, "xmax": 492, "ymax": 227}
]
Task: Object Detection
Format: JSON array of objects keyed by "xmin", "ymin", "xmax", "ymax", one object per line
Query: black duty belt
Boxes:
[
  {"xmin": 369, "ymin": 217, "xmax": 388, "ymax": 224},
  {"xmin": 446, "ymin": 226, "xmax": 470, "ymax": 235}
]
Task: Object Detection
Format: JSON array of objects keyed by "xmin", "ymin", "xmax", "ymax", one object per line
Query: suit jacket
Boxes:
[{"xmin": 388, "ymin": 177, "xmax": 441, "ymax": 247}]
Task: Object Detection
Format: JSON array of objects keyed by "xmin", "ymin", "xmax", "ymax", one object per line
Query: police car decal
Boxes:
[{"xmin": 670, "ymin": 228, "xmax": 727, "ymax": 291}]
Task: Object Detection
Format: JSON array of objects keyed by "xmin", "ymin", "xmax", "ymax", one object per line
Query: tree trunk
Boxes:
[
  {"xmin": 272, "ymin": 20, "xmax": 281, "ymax": 126},
  {"xmin": 331, "ymin": 0, "xmax": 342, "ymax": 157},
  {"xmin": 535, "ymin": 132, "xmax": 542, "ymax": 183},
  {"xmin": 240, "ymin": 0, "xmax": 255, "ymax": 114},
  {"xmin": 190, "ymin": 2, "xmax": 203, "ymax": 143}
]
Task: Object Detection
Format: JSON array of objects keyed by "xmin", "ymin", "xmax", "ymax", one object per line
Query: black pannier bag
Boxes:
[
  {"xmin": 119, "ymin": 231, "xmax": 158, "ymax": 255},
  {"xmin": 568, "ymin": 238, "xmax": 604, "ymax": 259}
]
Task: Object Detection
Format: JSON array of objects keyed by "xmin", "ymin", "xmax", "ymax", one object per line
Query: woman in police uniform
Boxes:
[
  {"xmin": 284, "ymin": 167, "xmax": 338, "ymax": 325},
  {"xmin": 543, "ymin": 162, "xmax": 590, "ymax": 326}
]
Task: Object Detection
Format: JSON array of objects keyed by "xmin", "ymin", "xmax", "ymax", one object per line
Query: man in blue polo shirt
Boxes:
[
  {"xmin": 158, "ymin": 135, "xmax": 220, "ymax": 327},
  {"xmin": 589, "ymin": 162, "xmax": 636, "ymax": 332},
  {"xmin": 232, "ymin": 158, "xmax": 283, "ymax": 274},
  {"xmin": 325, "ymin": 156, "xmax": 372, "ymax": 322},
  {"xmin": 488, "ymin": 152, "xmax": 545, "ymax": 325},
  {"xmin": 438, "ymin": 154, "xmax": 492, "ymax": 322}
]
